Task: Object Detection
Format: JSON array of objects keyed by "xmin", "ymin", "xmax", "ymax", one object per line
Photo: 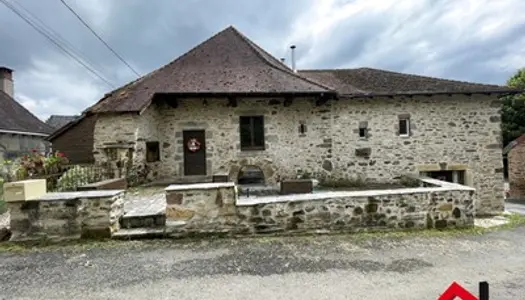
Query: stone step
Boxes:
[
  {"xmin": 112, "ymin": 228, "xmax": 166, "ymax": 239},
  {"xmin": 120, "ymin": 213, "xmax": 166, "ymax": 229}
]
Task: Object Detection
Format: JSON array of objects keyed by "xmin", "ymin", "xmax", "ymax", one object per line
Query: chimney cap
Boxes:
[
  {"xmin": 0, "ymin": 67, "xmax": 13, "ymax": 80},
  {"xmin": 290, "ymin": 45, "xmax": 296, "ymax": 49}
]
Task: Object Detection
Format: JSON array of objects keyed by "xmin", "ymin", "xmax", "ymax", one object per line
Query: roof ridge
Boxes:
[
  {"xmin": 229, "ymin": 27, "xmax": 336, "ymax": 92},
  {"xmin": 358, "ymin": 67, "xmax": 509, "ymax": 87},
  {"xmin": 302, "ymin": 67, "xmax": 510, "ymax": 88}
]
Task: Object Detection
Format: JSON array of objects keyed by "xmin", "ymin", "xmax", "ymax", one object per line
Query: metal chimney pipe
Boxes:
[
  {"xmin": 290, "ymin": 45, "xmax": 296, "ymax": 73},
  {"xmin": 280, "ymin": 57, "xmax": 285, "ymax": 64}
]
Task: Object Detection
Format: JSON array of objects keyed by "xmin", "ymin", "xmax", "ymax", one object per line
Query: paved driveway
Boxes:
[
  {"xmin": 507, "ymin": 202, "xmax": 525, "ymax": 215},
  {"xmin": 1, "ymin": 225, "xmax": 525, "ymax": 300}
]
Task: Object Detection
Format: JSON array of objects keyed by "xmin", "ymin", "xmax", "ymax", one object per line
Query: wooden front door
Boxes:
[{"xmin": 183, "ymin": 130, "xmax": 206, "ymax": 176}]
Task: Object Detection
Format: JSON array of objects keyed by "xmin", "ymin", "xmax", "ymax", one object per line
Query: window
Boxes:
[
  {"xmin": 146, "ymin": 141, "xmax": 160, "ymax": 162},
  {"xmin": 423, "ymin": 170, "xmax": 466, "ymax": 185},
  {"xmin": 359, "ymin": 128, "xmax": 367, "ymax": 138},
  {"xmin": 240, "ymin": 116, "xmax": 265, "ymax": 151},
  {"xmin": 399, "ymin": 118, "xmax": 410, "ymax": 136},
  {"xmin": 299, "ymin": 123, "xmax": 307, "ymax": 135},
  {"xmin": 358, "ymin": 121, "xmax": 368, "ymax": 138},
  {"xmin": 105, "ymin": 148, "xmax": 118, "ymax": 161}
]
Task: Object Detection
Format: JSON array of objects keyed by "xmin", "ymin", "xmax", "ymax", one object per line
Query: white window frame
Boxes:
[{"xmin": 399, "ymin": 118, "xmax": 410, "ymax": 137}]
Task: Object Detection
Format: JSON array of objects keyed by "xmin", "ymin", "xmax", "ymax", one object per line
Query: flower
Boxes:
[
  {"xmin": 57, "ymin": 152, "xmax": 65, "ymax": 157},
  {"xmin": 31, "ymin": 149, "xmax": 37, "ymax": 153}
]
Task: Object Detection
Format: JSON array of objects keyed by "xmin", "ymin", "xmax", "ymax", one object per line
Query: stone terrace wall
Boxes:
[
  {"xmin": 8, "ymin": 190, "xmax": 125, "ymax": 241},
  {"xmin": 236, "ymin": 184, "xmax": 474, "ymax": 234},
  {"xmin": 165, "ymin": 179, "xmax": 475, "ymax": 236},
  {"xmin": 165, "ymin": 182, "xmax": 239, "ymax": 232}
]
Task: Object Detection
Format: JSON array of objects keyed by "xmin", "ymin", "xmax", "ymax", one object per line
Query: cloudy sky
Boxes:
[{"xmin": 1, "ymin": 0, "xmax": 524, "ymax": 121}]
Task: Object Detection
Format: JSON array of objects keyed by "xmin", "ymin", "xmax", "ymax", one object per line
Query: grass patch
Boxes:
[{"xmin": 0, "ymin": 238, "xmax": 163, "ymax": 254}]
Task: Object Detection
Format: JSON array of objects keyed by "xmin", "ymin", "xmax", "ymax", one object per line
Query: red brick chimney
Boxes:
[{"xmin": 0, "ymin": 67, "xmax": 14, "ymax": 98}]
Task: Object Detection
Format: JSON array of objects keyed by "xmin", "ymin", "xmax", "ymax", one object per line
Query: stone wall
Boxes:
[
  {"xmin": 165, "ymin": 182, "xmax": 239, "ymax": 232},
  {"xmin": 165, "ymin": 179, "xmax": 475, "ymax": 236},
  {"xmin": 94, "ymin": 94, "xmax": 503, "ymax": 215},
  {"xmin": 508, "ymin": 141, "xmax": 525, "ymax": 199},
  {"xmin": 8, "ymin": 190, "xmax": 125, "ymax": 241}
]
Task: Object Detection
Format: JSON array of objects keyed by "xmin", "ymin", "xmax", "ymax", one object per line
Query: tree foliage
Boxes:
[{"xmin": 501, "ymin": 68, "xmax": 525, "ymax": 146}]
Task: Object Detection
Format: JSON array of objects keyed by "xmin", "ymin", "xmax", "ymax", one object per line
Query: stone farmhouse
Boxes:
[{"xmin": 83, "ymin": 26, "xmax": 520, "ymax": 216}]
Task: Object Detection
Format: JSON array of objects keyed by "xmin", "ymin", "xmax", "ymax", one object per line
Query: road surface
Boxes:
[{"xmin": 1, "ymin": 223, "xmax": 525, "ymax": 300}]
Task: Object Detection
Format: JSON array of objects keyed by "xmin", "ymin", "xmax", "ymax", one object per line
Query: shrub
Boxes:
[
  {"xmin": 56, "ymin": 165, "xmax": 99, "ymax": 192},
  {"xmin": 126, "ymin": 164, "xmax": 149, "ymax": 187},
  {"xmin": 0, "ymin": 158, "xmax": 20, "ymax": 182}
]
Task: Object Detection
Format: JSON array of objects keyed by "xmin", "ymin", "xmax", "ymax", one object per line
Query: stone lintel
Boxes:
[{"xmin": 416, "ymin": 164, "xmax": 469, "ymax": 172}]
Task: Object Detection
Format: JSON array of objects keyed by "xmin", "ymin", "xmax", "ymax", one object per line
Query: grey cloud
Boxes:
[{"xmin": 0, "ymin": 0, "xmax": 524, "ymax": 120}]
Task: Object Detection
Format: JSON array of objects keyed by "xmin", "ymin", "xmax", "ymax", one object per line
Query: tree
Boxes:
[{"xmin": 501, "ymin": 68, "xmax": 525, "ymax": 146}]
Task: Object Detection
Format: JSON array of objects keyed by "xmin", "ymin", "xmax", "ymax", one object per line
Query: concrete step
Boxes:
[
  {"xmin": 120, "ymin": 213, "xmax": 166, "ymax": 229},
  {"xmin": 112, "ymin": 228, "xmax": 166, "ymax": 239},
  {"xmin": 112, "ymin": 220, "xmax": 187, "ymax": 239}
]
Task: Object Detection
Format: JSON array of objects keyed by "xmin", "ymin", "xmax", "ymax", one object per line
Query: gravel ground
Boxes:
[{"xmin": 1, "ymin": 226, "xmax": 525, "ymax": 300}]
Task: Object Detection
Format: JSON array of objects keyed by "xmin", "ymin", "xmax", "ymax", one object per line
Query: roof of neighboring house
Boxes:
[
  {"xmin": 45, "ymin": 114, "xmax": 88, "ymax": 141},
  {"xmin": 89, "ymin": 26, "xmax": 334, "ymax": 113},
  {"xmin": 298, "ymin": 68, "xmax": 520, "ymax": 96},
  {"xmin": 45, "ymin": 115, "xmax": 79, "ymax": 130},
  {"xmin": 0, "ymin": 90, "xmax": 53, "ymax": 135},
  {"xmin": 503, "ymin": 134, "xmax": 525, "ymax": 155}
]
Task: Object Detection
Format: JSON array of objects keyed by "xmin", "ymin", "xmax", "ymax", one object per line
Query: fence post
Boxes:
[{"xmin": 479, "ymin": 281, "xmax": 489, "ymax": 300}]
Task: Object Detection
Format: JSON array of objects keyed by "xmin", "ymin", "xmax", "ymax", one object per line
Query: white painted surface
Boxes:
[{"xmin": 165, "ymin": 182, "xmax": 235, "ymax": 192}]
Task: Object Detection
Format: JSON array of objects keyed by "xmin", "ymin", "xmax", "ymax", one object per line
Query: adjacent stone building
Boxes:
[
  {"xmin": 83, "ymin": 26, "xmax": 520, "ymax": 216},
  {"xmin": 503, "ymin": 134, "xmax": 525, "ymax": 199},
  {"xmin": 45, "ymin": 114, "xmax": 96, "ymax": 164},
  {"xmin": 0, "ymin": 67, "xmax": 52, "ymax": 159}
]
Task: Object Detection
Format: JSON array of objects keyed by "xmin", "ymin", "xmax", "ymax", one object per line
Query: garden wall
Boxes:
[
  {"xmin": 8, "ymin": 190, "xmax": 125, "ymax": 241},
  {"xmin": 165, "ymin": 178, "xmax": 476, "ymax": 236}
]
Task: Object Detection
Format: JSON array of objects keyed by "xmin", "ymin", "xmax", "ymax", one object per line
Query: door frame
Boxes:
[{"xmin": 182, "ymin": 129, "xmax": 207, "ymax": 176}]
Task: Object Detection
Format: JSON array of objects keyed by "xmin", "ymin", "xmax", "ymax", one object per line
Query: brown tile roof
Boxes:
[
  {"xmin": 503, "ymin": 133, "xmax": 525, "ymax": 155},
  {"xmin": 0, "ymin": 91, "xmax": 53, "ymax": 135},
  {"xmin": 89, "ymin": 26, "xmax": 334, "ymax": 113},
  {"xmin": 299, "ymin": 68, "xmax": 519, "ymax": 96}
]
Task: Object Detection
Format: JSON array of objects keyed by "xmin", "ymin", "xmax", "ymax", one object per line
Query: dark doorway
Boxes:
[
  {"xmin": 183, "ymin": 130, "xmax": 206, "ymax": 176},
  {"xmin": 424, "ymin": 170, "xmax": 466, "ymax": 185}
]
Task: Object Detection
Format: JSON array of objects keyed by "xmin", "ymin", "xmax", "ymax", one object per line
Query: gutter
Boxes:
[{"xmin": 0, "ymin": 129, "xmax": 49, "ymax": 137}]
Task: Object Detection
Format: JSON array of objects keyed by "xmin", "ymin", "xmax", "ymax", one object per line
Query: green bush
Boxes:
[{"xmin": 56, "ymin": 165, "xmax": 99, "ymax": 192}]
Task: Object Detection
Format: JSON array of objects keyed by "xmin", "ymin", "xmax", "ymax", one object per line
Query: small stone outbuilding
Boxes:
[{"xmin": 503, "ymin": 134, "xmax": 525, "ymax": 199}]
